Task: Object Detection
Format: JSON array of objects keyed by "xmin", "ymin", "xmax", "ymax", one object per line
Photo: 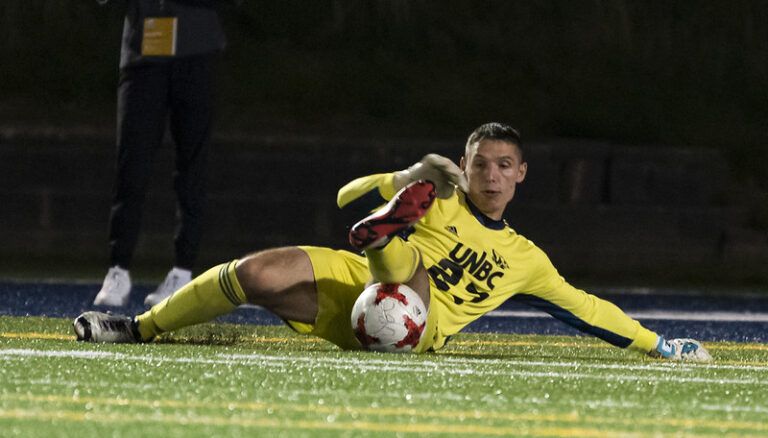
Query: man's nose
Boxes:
[{"xmin": 485, "ymin": 164, "xmax": 500, "ymax": 182}]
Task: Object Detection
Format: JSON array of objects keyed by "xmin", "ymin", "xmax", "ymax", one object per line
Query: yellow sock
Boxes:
[
  {"xmin": 365, "ymin": 238, "xmax": 420, "ymax": 284},
  {"xmin": 135, "ymin": 260, "xmax": 247, "ymax": 340}
]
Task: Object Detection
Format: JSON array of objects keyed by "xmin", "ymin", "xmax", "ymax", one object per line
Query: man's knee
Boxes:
[
  {"xmin": 234, "ymin": 246, "xmax": 313, "ymax": 305},
  {"xmin": 235, "ymin": 248, "xmax": 287, "ymax": 300}
]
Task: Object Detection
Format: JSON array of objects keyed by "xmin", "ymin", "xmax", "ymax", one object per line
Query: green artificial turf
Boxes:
[{"xmin": 1, "ymin": 316, "xmax": 767, "ymax": 437}]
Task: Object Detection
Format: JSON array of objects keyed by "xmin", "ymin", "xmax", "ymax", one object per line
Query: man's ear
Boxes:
[
  {"xmin": 459, "ymin": 155, "xmax": 466, "ymax": 171},
  {"xmin": 517, "ymin": 162, "xmax": 528, "ymax": 183}
]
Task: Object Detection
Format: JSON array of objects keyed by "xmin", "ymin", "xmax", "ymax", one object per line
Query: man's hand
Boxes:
[
  {"xmin": 651, "ymin": 337, "xmax": 712, "ymax": 362},
  {"xmin": 393, "ymin": 154, "xmax": 468, "ymax": 198}
]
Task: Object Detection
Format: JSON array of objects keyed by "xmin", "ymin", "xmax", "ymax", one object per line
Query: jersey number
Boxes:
[{"xmin": 427, "ymin": 258, "xmax": 489, "ymax": 305}]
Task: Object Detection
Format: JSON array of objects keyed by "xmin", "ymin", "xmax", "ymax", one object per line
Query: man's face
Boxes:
[{"xmin": 460, "ymin": 139, "xmax": 527, "ymax": 220}]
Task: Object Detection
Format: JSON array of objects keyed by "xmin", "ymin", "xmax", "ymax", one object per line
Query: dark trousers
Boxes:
[{"xmin": 108, "ymin": 55, "xmax": 215, "ymax": 270}]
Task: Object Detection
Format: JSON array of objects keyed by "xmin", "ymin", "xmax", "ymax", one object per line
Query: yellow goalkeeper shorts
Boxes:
[{"xmin": 288, "ymin": 246, "xmax": 439, "ymax": 353}]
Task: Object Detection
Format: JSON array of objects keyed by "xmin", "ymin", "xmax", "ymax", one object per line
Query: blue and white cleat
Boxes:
[{"xmin": 652, "ymin": 337, "xmax": 712, "ymax": 362}]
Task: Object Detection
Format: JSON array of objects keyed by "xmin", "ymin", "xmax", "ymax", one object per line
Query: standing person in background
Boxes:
[{"xmin": 93, "ymin": 0, "xmax": 226, "ymax": 307}]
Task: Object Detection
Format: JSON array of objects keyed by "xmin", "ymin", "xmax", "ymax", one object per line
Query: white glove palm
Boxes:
[
  {"xmin": 394, "ymin": 154, "xmax": 468, "ymax": 198},
  {"xmin": 652, "ymin": 337, "xmax": 712, "ymax": 362}
]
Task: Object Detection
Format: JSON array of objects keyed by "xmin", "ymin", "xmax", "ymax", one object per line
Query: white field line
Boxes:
[
  {"xmin": 3, "ymin": 347, "xmax": 767, "ymax": 372},
  {"xmin": 597, "ymin": 286, "xmax": 768, "ymax": 298},
  {"xmin": 487, "ymin": 309, "xmax": 768, "ymax": 322},
  {"xmin": 700, "ymin": 404, "xmax": 768, "ymax": 414},
  {"xmin": 4, "ymin": 347, "xmax": 768, "ymax": 372},
  {"xmin": 2, "ymin": 378, "xmax": 157, "ymax": 391},
  {"xmin": 431, "ymin": 355, "xmax": 768, "ymax": 373},
  {"xmin": 2, "ymin": 348, "xmax": 767, "ymax": 386}
]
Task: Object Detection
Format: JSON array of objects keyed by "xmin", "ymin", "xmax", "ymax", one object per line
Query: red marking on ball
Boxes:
[
  {"xmin": 395, "ymin": 314, "xmax": 426, "ymax": 349},
  {"xmin": 374, "ymin": 284, "xmax": 409, "ymax": 306},
  {"xmin": 354, "ymin": 313, "xmax": 379, "ymax": 347}
]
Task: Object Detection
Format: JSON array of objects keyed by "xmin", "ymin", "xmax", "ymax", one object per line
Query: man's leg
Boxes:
[
  {"xmin": 135, "ymin": 247, "xmax": 318, "ymax": 340},
  {"xmin": 364, "ymin": 238, "xmax": 430, "ymax": 309},
  {"xmin": 93, "ymin": 64, "xmax": 170, "ymax": 307},
  {"xmin": 108, "ymin": 64, "xmax": 170, "ymax": 270},
  {"xmin": 76, "ymin": 247, "xmax": 319, "ymax": 342},
  {"xmin": 349, "ymin": 180, "xmax": 438, "ymax": 307},
  {"xmin": 167, "ymin": 55, "xmax": 215, "ymax": 271},
  {"xmin": 348, "ymin": 180, "xmax": 436, "ymax": 251},
  {"xmin": 142, "ymin": 56, "xmax": 216, "ymax": 306},
  {"xmin": 235, "ymin": 247, "xmax": 318, "ymax": 323}
]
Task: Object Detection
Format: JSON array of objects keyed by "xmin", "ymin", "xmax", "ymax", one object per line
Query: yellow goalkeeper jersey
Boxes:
[{"xmin": 338, "ymin": 173, "xmax": 658, "ymax": 353}]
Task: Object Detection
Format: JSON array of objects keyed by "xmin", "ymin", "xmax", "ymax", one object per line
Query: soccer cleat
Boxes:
[
  {"xmin": 349, "ymin": 180, "xmax": 437, "ymax": 250},
  {"xmin": 93, "ymin": 266, "xmax": 132, "ymax": 307},
  {"xmin": 73, "ymin": 311, "xmax": 143, "ymax": 343},
  {"xmin": 652, "ymin": 337, "xmax": 712, "ymax": 362},
  {"xmin": 144, "ymin": 267, "xmax": 192, "ymax": 307}
]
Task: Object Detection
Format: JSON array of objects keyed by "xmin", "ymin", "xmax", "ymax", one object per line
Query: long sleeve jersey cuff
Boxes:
[{"xmin": 337, "ymin": 173, "xmax": 396, "ymax": 209}]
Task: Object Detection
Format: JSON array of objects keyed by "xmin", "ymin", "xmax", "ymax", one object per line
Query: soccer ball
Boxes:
[{"xmin": 350, "ymin": 282, "xmax": 427, "ymax": 353}]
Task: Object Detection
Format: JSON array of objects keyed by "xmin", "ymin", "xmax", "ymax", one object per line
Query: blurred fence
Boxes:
[{"xmin": 1, "ymin": 1, "xmax": 767, "ymax": 189}]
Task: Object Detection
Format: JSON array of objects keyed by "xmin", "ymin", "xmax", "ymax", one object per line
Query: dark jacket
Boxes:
[{"xmin": 120, "ymin": 0, "xmax": 226, "ymax": 68}]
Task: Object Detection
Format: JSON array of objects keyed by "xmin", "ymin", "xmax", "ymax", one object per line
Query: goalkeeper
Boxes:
[{"xmin": 73, "ymin": 122, "xmax": 711, "ymax": 362}]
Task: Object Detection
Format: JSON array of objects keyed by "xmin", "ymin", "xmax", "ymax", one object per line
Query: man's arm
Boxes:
[
  {"xmin": 393, "ymin": 154, "xmax": 468, "ymax": 198},
  {"xmin": 337, "ymin": 154, "xmax": 467, "ymax": 209},
  {"xmin": 337, "ymin": 173, "xmax": 397, "ymax": 209},
  {"xmin": 518, "ymin": 247, "xmax": 712, "ymax": 361}
]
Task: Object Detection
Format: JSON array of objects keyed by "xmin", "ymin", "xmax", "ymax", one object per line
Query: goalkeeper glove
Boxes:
[
  {"xmin": 651, "ymin": 336, "xmax": 712, "ymax": 362},
  {"xmin": 393, "ymin": 154, "xmax": 468, "ymax": 199}
]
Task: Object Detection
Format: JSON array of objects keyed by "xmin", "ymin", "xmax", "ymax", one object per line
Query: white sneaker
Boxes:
[
  {"xmin": 73, "ymin": 311, "xmax": 142, "ymax": 343},
  {"xmin": 93, "ymin": 266, "xmax": 131, "ymax": 307},
  {"xmin": 144, "ymin": 267, "xmax": 192, "ymax": 307},
  {"xmin": 651, "ymin": 336, "xmax": 713, "ymax": 362}
]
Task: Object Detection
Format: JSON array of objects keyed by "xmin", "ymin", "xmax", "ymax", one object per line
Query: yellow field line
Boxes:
[
  {"xmin": 4, "ymin": 407, "xmax": 752, "ymax": 438},
  {"xmin": 5, "ymin": 393, "xmax": 767, "ymax": 433},
  {"xmin": 0, "ymin": 408, "xmax": 625, "ymax": 437},
  {"xmin": 0, "ymin": 332, "xmax": 323, "ymax": 344},
  {"xmin": 1, "ymin": 332, "xmax": 74, "ymax": 341}
]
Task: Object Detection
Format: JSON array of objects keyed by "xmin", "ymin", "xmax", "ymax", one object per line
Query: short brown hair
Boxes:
[{"xmin": 465, "ymin": 122, "xmax": 523, "ymax": 160}]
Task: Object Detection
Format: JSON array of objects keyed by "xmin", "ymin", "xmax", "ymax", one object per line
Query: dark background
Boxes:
[{"xmin": 1, "ymin": 1, "xmax": 766, "ymax": 286}]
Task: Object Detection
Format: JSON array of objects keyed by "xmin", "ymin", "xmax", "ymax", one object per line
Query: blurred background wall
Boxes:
[{"xmin": 1, "ymin": 1, "xmax": 766, "ymax": 284}]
